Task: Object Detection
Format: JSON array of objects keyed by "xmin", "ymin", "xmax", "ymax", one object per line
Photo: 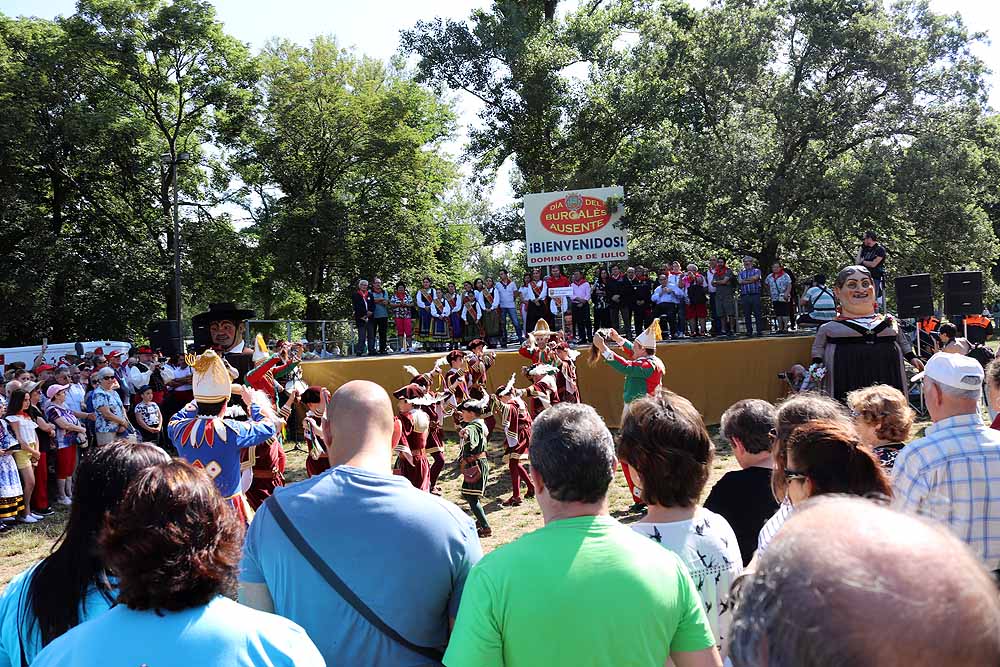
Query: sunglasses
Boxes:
[{"xmin": 784, "ymin": 467, "xmax": 808, "ymax": 481}]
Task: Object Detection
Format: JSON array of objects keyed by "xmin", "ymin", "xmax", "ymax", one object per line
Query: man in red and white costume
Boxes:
[{"xmin": 491, "ymin": 373, "xmax": 535, "ymax": 506}]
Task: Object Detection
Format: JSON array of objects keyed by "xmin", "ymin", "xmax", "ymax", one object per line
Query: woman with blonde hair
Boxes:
[{"xmin": 846, "ymin": 384, "xmax": 915, "ymax": 469}]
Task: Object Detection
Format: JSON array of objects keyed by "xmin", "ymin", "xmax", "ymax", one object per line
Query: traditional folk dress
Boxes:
[
  {"xmin": 602, "ymin": 323, "xmax": 665, "ymax": 505},
  {"xmin": 525, "ymin": 280, "xmax": 549, "ymax": 333},
  {"xmin": 444, "ymin": 367, "xmax": 471, "ymax": 426},
  {"xmin": 393, "ymin": 410, "xmax": 431, "ymax": 491},
  {"xmin": 0, "ymin": 421, "xmax": 24, "ymax": 521},
  {"xmin": 467, "ymin": 350, "xmax": 496, "ymax": 433},
  {"xmin": 461, "ymin": 293, "xmax": 483, "ymax": 344},
  {"xmin": 479, "ymin": 286, "xmax": 502, "ymax": 343},
  {"xmin": 446, "ymin": 292, "xmax": 463, "ymax": 346},
  {"xmin": 524, "ymin": 369, "xmax": 560, "ymax": 419},
  {"xmin": 459, "ymin": 418, "xmax": 489, "ymax": 499},
  {"xmin": 245, "ymin": 400, "xmax": 290, "ymax": 511},
  {"xmin": 416, "ymin": 288, "xmax": 437, "ymax": 343},
  {"xmin": 604, "ymin": 341, "xmax": 665, "ymax": 403},
  {"xmin": 812, "ymin": 314, "xmax": 916, "ymax": 404},
  {"xmin": 168, "ymin": 402, "xmax": 276, "ymax": 524},
  {"xmin": 430, "ymin": 298, "xmax": 451, "ymax": 348},
  {"xmin": 555, "ymin": 354, "xmax": 581, "ymax": 404},
  {"xmin": 491, "ymin": 395, "xmax": 535, "ymax": 503},
  {"xmin": 302, "ymin": 408, "xmax": 331, "ymax": 478}
]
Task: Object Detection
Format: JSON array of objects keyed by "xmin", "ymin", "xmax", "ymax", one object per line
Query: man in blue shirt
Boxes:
[
  {"xmin": 239, "ymin": 380, "xmax": 482, "ymax": 665},
  {"xmin": 738, "ymin": 256, "xmax": 764, "ymax": 337}
]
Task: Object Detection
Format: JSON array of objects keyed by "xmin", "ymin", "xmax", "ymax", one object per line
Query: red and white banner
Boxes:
[{"xmin": 524, "ymin": 186, "xmax": 627, "ymax": 267}]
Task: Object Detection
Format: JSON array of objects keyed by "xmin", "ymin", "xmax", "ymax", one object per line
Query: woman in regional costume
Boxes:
[
  {"xmin": 445, "ymin": 285, "xmax": 463, "ymax": 350},
  {"xmin": 392, "ymin": 383, "xmax": 432, "ymax": 491},
  {"xmin": 430, "ymin": 294, "xmax": 451, "ymax": 352},
  {"xmin": 457, "ymin": 397, "xmax": 491, "ymax": 538},
  {"xmin": 0, "ymin": 400, "xmax": 24, "ymax": 526},
  {"xmin": 811, "ymin": 265, "xmax": 924, "ymax": 403},
  {"xmin": 404, "ymin": 364, "xmax": 449, "ymax": 495},
  {"xmin": 415, "ymin": 278, "xmax": 437, "ymax": 347},
  {"xmin": 593, "ymin": 321, "xmax": 666, "ymax": 509},
  {"xmin": 478, "ymin": 277, "xmax": 503, "ymax": 347},
  {"xmin": 491, "ymin": 374, "xmax": 535, "ymax": 507},
  {"xmin": 461, "ymin": 285, "xmax": 483, "ymax": 345},
  {"xmin": 167, "ymin": 350, "xmax": 277, "ymax": 524},
  {"xmin": 300, "ymin": 385, "xmax": 331, "ymax": 477}
]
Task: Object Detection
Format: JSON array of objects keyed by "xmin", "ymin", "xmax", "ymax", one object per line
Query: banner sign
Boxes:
[{"xmin": 524, "ymin": 186, "xmax": 627, "ymax": 267}]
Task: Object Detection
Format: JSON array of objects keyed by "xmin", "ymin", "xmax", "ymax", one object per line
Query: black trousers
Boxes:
[
  {"xmin": 632, "ymin": 303, "xmax": 650, "ymax": 336},
  {"xmin": 373, "ymin": 317, "xmax": 388, "ymax": 353},
  {"xmin": 610, "ymin": 303, "xmax": 632, "ymax": 336},
  {"xmin": 572, "ymin": 304, "xmax": 592, "ymax": 341}
]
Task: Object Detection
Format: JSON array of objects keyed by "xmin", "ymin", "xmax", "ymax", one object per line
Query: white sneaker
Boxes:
[
  {"xmin": 57, "ymin": 497, "xmax": 72, "ymax": 506},
  {"xmin": 30, "ymin": 513, "xmax": 45, "ymax": 520},
  {"xmin": 17, "ymin": 515, "xmax": 38, "ymax": 524}
]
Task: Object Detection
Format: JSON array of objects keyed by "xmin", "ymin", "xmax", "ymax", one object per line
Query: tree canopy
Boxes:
[{"xmin": 1, "ymin": 0, "xmax": 999, "ymax": 345}]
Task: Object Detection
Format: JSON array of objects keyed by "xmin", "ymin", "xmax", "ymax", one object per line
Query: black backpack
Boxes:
[{"xmin": 967, "ymin": 344, "xmax": 995, "ymax": 369}]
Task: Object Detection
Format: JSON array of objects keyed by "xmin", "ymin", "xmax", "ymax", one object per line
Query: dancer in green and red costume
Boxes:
[
  {"xmin": 490, "ymin": 373, "xmax": 535, "ymax": 507},
  {"xmin": 592, "ymin": 320, "xmax": 665, "ymax": 512},
  {"xmin": 167, "ymin": 349, "xmax": 277, "ymax": 525}
]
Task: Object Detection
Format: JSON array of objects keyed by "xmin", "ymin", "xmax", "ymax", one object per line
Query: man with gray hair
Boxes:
[
  {"xmin": 728, "ymin": 496, "xmax": 1000, "ymax": 666},
  {"xmin": 444, "ymin": 403, "xmax": 722, "ymax": 667},
  {"xmin": 351, "ymin": 279, "xmax": 374, "ymax": 356},
  {"xmin": 893, "ymin": 352, "xmax": 1000, "ymax": 578}
]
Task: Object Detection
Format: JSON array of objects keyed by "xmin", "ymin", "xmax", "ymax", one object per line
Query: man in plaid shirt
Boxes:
[{"xmin": 893, "ymin": 353, "xmax": 1000, "ymax": 577}]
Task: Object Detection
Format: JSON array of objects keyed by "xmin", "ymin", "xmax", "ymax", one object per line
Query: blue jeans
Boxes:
[
  {"xmin": 500, "ymin": 307, "xmax": 523, "ymax": 344},
  {"xmin": 741, "ymin": 293, "xmax": 763, "ymax": 335}
]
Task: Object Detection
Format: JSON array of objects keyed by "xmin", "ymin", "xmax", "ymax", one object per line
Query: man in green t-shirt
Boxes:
[{"xmin": 444, "ymin": 403, "xmax": 721, "ymax": 667}]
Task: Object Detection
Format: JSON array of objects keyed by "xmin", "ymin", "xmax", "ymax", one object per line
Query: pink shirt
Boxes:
[{"xmin": 571, "ymin": 280, "xmax": 592, "ymax": 303}]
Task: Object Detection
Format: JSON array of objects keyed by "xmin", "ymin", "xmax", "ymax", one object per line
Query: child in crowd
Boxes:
[
  {"xmin": 5, "ymin": 389, "xmax": 42, "ymax": 524},
  {"xmin": 133, "ymin": 386, "xmax": 162, "ymax": 444}
]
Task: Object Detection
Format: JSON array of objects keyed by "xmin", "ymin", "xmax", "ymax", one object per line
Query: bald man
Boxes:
[
  {"xmin": 239, "ymin": 380, "xmax": 482, "ymax": 666},
  {"xmin": 728, "ymin": 496, "xmax": 1000, "ymax": 667}
]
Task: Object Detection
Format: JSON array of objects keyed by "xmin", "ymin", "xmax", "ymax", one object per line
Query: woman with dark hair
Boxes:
[
  {"xmin": 783, "ymin": 419, "xmax": 893, "ymax": 506},
  {"xmin": 4, "ymin": 389, "xmax": 43, "ymax": 524},
  {"xmin": 0, "ymin": 440, "xmax": 169, "ymax": 664},
  {"xmin": 618, "ymin": 389, "xmax": 743, "ymax": 655},
  {"xmin": 592, "ymin": 268, "xmax": 611, "ymax": 329},
  {"xmin": 31, "ymin": 460, "xmax": 323, "ymax": 666},
  {"xmin": 756, "ymin": 393, "xmax": 853, "ymax": 558}
]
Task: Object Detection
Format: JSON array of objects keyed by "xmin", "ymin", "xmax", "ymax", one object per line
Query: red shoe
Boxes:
[
  {"xmin": 477, "ymin": 526, "xmax": 493, "ymax": 538},
  {"xmin": 502, "ymin": 496, "xmax": 522, "ymax": 507}
]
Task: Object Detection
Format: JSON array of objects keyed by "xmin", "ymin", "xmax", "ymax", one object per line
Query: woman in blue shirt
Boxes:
[
  {"xmin": 0, "ymin": 440, "xmax": 169, "ymax": 666},
  {"xmin": 32, "ymin": 459, "xmax": 323, "ymax": 667}
]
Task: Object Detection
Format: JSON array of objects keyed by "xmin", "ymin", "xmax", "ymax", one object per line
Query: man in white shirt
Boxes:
[
  {"xmin": 495, "ymin": 268, "xmax": 523, "ymax": 347},
  {"xmin": 570, "ymin": 270, "xmax": 592, "ymax": 343},
  {"xmin": 706, "ymin": 257, "xmax": 721, "ymax": 336}
]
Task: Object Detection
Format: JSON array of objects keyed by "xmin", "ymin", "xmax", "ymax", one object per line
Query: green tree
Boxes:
[{"xmin": 232, "ymin": 37, "xmax": 463, "ymax": 334}]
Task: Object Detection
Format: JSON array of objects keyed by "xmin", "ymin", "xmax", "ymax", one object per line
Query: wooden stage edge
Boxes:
[{"xmin": 301, "ymin": 334, "xmax": 816, "ymax": 427}]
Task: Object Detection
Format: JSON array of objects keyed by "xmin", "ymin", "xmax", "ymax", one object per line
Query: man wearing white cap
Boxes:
[{"xmin": 893, "ymin": 352, "xmax": 1000, "ymax": 579}]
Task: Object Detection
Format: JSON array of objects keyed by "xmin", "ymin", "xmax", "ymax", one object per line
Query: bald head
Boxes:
[
  {"xmin": 326, "ymin": 381, "xmax": 395, "ymax": 467},
  {"xmin": 729, "ymin": 496, "xmax": 1000, "ymax": 667}
]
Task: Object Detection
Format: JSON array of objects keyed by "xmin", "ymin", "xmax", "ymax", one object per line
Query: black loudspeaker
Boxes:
[
  {"xmin": 943, "ymin": 271, "xmax": 984, "ymax": 316},
  {"xmin": 147, "ymin": 319, "xmax": 181, "ymax": 356},
  {"xmin": 894, "ymin": 274, "xmax": 934, "ymax": 318}
]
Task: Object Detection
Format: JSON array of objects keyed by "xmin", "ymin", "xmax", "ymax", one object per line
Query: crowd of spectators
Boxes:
[
  {"xmin": 1, "ymin": 348, "xmax": 998, "ymax": 665},
  {"xmin": 348, "ymin": 256, "xmax": 842, "ymax": 357}
]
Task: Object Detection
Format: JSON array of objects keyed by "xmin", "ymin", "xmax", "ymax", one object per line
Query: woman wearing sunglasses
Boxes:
[{"xmin": 782, "ymin": 419, "xmax": 892, "ymax": 507}]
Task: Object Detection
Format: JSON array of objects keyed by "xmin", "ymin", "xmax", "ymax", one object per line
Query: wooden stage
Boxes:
[{"xmin": 301, "ymin": 334, "xmax": 816, "ymax": 427}]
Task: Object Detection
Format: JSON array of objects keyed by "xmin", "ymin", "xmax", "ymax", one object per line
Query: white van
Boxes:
[{"xmin": 0, "ymin": 341, "xmax": 132, "ymax": 372}]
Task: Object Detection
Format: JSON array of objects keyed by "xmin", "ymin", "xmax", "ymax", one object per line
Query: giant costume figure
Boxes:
[{"xmin": 811, "ymin": 265, "xmax": 924, "ymax": 403}]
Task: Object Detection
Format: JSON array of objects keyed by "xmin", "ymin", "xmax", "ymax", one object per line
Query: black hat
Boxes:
[{"xmin": 192, "ymin": 303, "xmax": 256, "ymax": 327}]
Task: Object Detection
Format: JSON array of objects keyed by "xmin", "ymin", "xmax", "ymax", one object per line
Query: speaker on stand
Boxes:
[
  {"xmin": 943, "ymin": 271, "xmax": 984, "ymax": 338},
  {"xmin": 147, "ymin": 320, "xmax": 181, "ymax": 357},
  {"xmin": 894, "ymin": 274, "xmax": 935, "ymax": 419}
]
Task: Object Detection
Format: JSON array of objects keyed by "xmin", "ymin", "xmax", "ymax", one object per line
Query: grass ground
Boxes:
[{"xmin": 0, "ymin": 429, "xmax": 741, "ymax": 587}]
